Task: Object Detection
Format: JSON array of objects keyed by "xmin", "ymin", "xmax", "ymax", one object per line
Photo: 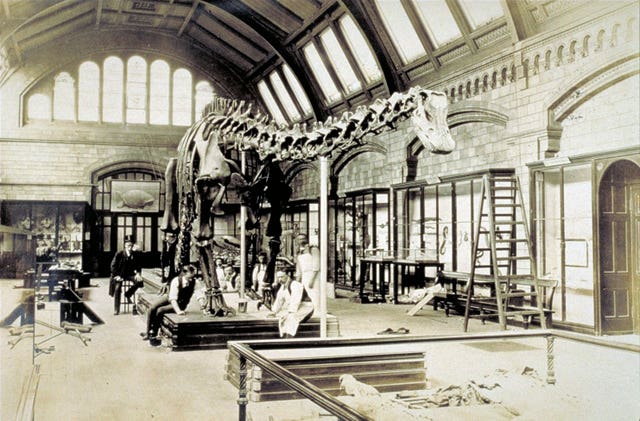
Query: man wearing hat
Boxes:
[{"xmin": 109, "ymin": 235, "xmax": 143, "ymax": 315}]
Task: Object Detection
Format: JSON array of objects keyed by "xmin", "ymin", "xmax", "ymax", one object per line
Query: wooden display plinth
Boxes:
[
  {"xmin": 136, "ymin": 291, "xmax": 340, "ymax": 351},
  {"xmin": 225, "ymin": 346, "xmax": 427, "ymax": 402}
]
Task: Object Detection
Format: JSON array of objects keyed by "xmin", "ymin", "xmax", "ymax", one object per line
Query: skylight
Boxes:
[
  {"xmin": 303, "ymin": 43, "xmax": 342, "ymax": 104},
  {"xmin": 269, "ymin": 71, "xmax": 301, "ymax": 122},
  {"xmin": 319, "ymin": 28, "xmax": 362, "ymax": 94},
  {"xmin": 282, "ymin": 64, "xmax": 312, "ymax": 116},
  {"xmin": 339, "ymin": 14, "xmax": 382, "ymax": 84},
  {"xmin": 257, "ymin": 80, "xmax": 287, "ymax": 126},
  {"xmin": 459, "ymin": 0, "xmax": 504, "ymax": 29},
  {"xmin": 413, "ymin": 0, "xmax": 461, "ymax": 48},
  {"xmin": 374, "ymin": 0, "xmax": 426, "ymax": 64}
]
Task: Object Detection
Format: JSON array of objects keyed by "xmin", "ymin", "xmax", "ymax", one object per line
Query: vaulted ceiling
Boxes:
[{"xmin": 0, "ymin": 0, "xmax": 600, "ymax": 122}]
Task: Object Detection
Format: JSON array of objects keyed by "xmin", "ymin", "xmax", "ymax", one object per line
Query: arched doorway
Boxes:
[
  {"xmin": 598, "ymin": 159, "xmax": 640, "ymax": 334},
  {"xmin": 91, "ymin": 169, "xmax": 165, "ymax": 276}
]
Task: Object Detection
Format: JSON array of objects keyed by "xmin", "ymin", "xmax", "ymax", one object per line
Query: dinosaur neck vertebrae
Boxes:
[{"xmin": 201, "ymin": 86, "xmax": 455, "ymax": 163}]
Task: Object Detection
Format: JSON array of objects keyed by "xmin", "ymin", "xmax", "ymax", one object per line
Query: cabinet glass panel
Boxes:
[
  {"xmin": 423, "ymin": 186, "xmax": 438, "ymax": 261},
  {"xmin": 563, "ymin": 164, "xmax": 594, "ymax": 325},
  {"xmin": 375, "ymin": 193, "xmax": 390, "ymax": 254},
  {"xmin": 455, "ymin": 181, "xmax": 473, "ymax": 272},
  {"xmin": 437, "ymin": 184, "xmax": 453, "ymax": 270}
]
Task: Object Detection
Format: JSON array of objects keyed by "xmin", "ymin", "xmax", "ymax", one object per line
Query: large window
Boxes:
[
  {"xmin": 78, "ymin": 61, "xmax": 100, "ymax": 122},
  {"xmin": 375, "ymin": 0, "xmax": 426, "ymax": 64},
  {"xmin": 319, "ymin": 28, "xmax": 361, "ymax": 94},
  {"xmin": 53, "ymin": 72, "xmax": 75, "ymax": 121},
  {"xmin": 339, "ymin": 15, "xmax": 382, "ymax": 84},
  {"xmin": 150, "ymin": 60, "xmax": 170, "ymax": 125},
  {"xmin": 413, "ymin": 0, "xmax": 461, "ymax": 48},
  {"xmin": 269, "ymin": 71, "xmax": 301, "ymax": 122},
  {"xmin": 172, "ymin": 68, "xmax": 192, "ymax": 126},
  {"xmin": 459, "ymin": 0, "xmax": 504, "ymax": 30},
  {"xmin": 194, "ymin": 81, "xmax": 214, "ymax": 120},
  {"xmin": 103, "ymin": 57, "xmax": 124, "ymax": 123},
  {"xmin": 303, "ymin": 43, "xmax": 342, "ymax": 104},
  {"xmin": 283, "ymin": 64, "xmax": 312, "ymax": 116},
  {"xmin": 257, "ymin": 80, "xmax": 287, "ymax": 126},
  {"xmin": 126, "ymin": 56, "xmax": 147, "ymax": 124}
]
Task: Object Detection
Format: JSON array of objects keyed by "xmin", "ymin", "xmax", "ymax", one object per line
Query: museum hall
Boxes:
[{"xmin": 1, "ymin": 1, "xmax": 638, "ymax": 420}]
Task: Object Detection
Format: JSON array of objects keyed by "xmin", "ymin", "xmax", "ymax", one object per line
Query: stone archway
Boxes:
[{"xmin": 598, "ymin": 159, "xmax": 640, "ymax": 334}]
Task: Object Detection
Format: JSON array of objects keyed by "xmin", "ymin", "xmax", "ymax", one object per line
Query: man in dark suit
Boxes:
[{"xmin": 109, "ymin": 235, "xmax": 143, "ymax": 315}]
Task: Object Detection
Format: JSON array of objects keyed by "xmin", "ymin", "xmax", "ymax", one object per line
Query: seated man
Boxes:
[
  {"xmin": 267, "ymin": 271, "xmax": 314, "ymax": 338},
  {"xmin": 141, "ymin": 264, "xmax": 198, "ymax": 346},
  {"xmin": 220, "ymin": 265, "xmax": 238, "ymax": 292}
]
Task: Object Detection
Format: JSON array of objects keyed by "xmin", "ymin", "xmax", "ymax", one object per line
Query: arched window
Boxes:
[
  {"xmin": 27, "ymin": 93, "xmax": 51, "ymax": 120},
  {"xmin": 126, "ymin": 56, "xmax": 147, "ymax": 124},
  {"xmin": 53, "ymin": 72, "xmax": 75, "ymax": 121},
  {"xmin": 103, "ymin": 56, "xmax": 124, "ymax": 123},
  {"xmin": 78, "ymin": 61, "xmax": 100, "ymax": 121},
  {"xmin": 172, "ymin": 68, "xmax": 192, "ymax": 126},
  {"xmin": 150, "ymin": 60, "xmax": 170, "ymax": 125},
  {"xmin": 194, "ymin": 80, "xmax": 214, "ymax": 119}
]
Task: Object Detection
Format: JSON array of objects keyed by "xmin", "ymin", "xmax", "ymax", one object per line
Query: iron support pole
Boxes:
[
  {"xmin": 239, "ymin": 150, "xmax": 247, "ymax": 299},
  {"xmin": 319, "ymin": 156, "xmax": 328, "ymax": 338}
]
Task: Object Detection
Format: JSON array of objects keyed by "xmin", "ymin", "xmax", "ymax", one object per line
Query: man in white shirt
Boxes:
[{"xmin": 141, "ymin": 264, "xmax": 197, "ymax": 345}]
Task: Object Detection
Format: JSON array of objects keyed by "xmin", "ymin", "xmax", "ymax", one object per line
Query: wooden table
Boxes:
[
  {"xmin": 359, "ymin": 257, "xmax": 394, "ymax": 302},
  {"xmin": 392, "ymin": 259, "xmax": 444, "ymax": 304}
]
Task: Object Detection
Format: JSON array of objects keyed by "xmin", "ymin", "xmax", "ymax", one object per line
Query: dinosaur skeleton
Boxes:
[{"xmin": 162, "ymin": 86, "xmax": 455, "ymax": 316}]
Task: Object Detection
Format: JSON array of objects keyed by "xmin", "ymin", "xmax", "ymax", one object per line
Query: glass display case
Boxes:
[
  {"xmin": 0, "ymin": 201, "xmax": 92, "ymax": 272},
  {"xmin": 0, "ymin": 224, "xmax": 35, "ymax": 278},
  {"xmin": 392, "ymin": 169, "xmax": 513, "ymax": 274},
  {"xmin": 331, "ymin": 189, "xmax": 390, "ymax": 290}
]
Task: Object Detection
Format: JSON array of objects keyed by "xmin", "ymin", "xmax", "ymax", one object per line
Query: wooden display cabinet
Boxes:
[{"xmin": 0, "ymin": 201, "xmax": 93, "ymax": 272}]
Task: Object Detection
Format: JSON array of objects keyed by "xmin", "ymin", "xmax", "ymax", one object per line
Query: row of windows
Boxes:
[
  {"xmin": 27, "ymin": 56, "xmax": 215, "ymax": 126},
  {"xmin": 258, "ymin": 1, "xmax": 504, "ymax": 125},
  {"xmin": 376, "ymin": 0, "xmax": 504, "ymax": 64},
  {"xmin": 258, "ymin": 14, "xmax": 382, "ymax": 125}
]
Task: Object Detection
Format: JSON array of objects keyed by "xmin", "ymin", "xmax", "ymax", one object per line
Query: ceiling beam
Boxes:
[
  {"xmin": 178, "ymin": 0, "xmax": 199, "ymax": 37},
  {"xmin": 95, "ymin": 0, "xmax": 103, "ymax": 28},
  {"xmin": 501, "ymin": 0, "xmax": 537, "ymax": 43},
  {"xmin": 339, "ymin": 0, "xmax": 402, "ymax": 93},
  {"xmin": 209, "ymin": 1, "xmax": 327, "ymax": 121}
]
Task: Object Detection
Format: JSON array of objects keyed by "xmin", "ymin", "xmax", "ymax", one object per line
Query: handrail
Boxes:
[{"xmin": 228, "ymin": 342, "xmax": 372, "ymax": 421}]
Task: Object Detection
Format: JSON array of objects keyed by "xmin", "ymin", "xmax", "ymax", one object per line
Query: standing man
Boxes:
[
  {"xmin": 142, "ymin": 264, "xmax": 198, "ymax": 346},
  {"xmin": 109, "ymin": 235, "xmax": 142, "ymax": 315},
  {"xmin": 295, "ymin": 235, "xmax": 320, "ymax": 315}
]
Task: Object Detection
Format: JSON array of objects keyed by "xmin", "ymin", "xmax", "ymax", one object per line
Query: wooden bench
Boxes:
[
  {"xmin": 225, "ymin": 344, "xmax": 427, "ymax": 401},
  {"xmin": 437, "ymin": 271, "xmax": 557, "ymax": 328}
]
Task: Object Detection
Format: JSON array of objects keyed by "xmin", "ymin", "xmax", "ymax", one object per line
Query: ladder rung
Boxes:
[
  {"xmin": 504, "ymin": 291, "xmax": 538, "ymax": 298},
  {"xmin": 496, "ymin": 239, "xmax": 528, "ymax": 243},
  {"xmin": 491, "ymin": 186, "xmax": 517, "ymax": 191},
  {"xmin": 493, "ymin": 203, "xmax": 518, "ymax": 207},
  {"xmin": 496, "ymin": 256, "xmax": 530, "ymax": 261},
  {"xmin": 504, "ymin": 310, "xmax": 544, "ymax": 316},
  {"xmin": 476, "ymin": 247, "xmax": 511, "ymax": 251},
  {"xmin": 497, "ymin": 274, "xmax": 535, "ymax": 280}
]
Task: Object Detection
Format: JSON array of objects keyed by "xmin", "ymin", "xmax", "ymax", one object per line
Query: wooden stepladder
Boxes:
[{"xmin": 463, "ymin": 174, "xmax": 546, "ymax": 331}]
